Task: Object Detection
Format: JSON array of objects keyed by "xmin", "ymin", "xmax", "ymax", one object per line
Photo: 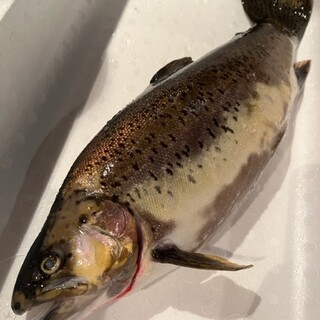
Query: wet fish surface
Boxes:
[{"xmin": 12, "ymin": 0, "xmax": 313, "ymax": 319}]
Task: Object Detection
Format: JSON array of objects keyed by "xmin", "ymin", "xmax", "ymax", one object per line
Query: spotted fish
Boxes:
[{"xmin": 12, "ymin": 0, "xmax": 313, "ymax": 319}]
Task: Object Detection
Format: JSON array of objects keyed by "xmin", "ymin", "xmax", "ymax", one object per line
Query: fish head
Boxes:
[{"xmin": 12, "ymin": 192, "xmax": 139, "ymax": 319}]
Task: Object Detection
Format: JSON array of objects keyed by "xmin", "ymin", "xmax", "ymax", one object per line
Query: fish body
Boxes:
[{"xmin": 12, "ymin": 0, "xmax": 313, "ymax": 319}]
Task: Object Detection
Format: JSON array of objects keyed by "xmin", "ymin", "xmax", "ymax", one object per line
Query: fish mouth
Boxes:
[
  {"xmin": 40, "ymin": 277, "xmax": 89, "ymax": 295},
  {"xmin": 12, "ymin": 277, "xmax": 89, "ymax": 316}
]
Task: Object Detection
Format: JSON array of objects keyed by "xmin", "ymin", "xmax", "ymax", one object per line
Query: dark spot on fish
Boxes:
[
  {"xmin": 221, "ymin": 125, "xmax": 234, "ymax": 134},
  {"xmin": 122, "ymin": 175, "xmax": 128, "ymax": 181},
  {"xmin": 168, "ymin": 134, "xmax": 177, "ymax": 142},
  {"xmin": 160, "ymin": 141, "xmax": 168, "ymax": 148},
  {"xmin": 155, "ymin": 186, "xmax": 162, "ymax": 194},
  {"xmin": 167, "ymin": 162, "xmax": 174, "ymax": 168},
  {"xmin": 100, "ymin": 181, "xmax": 107, "ymax": 188},
  {"xmin": 150, "ymin": 133, "xmax": 155, "ymax": 139},
  {"xmin": 149, "ymin": 156, "xmax": 155, "ymax": 163},
  {"xmin": 223, "ymin": 158, "xmax": 227, "ymax": 162},
  {"xmin": 167, "ymin": 190, "xmax": 174, "ymax": 197},
  {"xmin": 188, "ymin": 175, "xmax": 196, "ymax": 184},
  {"xmin": 151, "ymin": 148, "xmax": 158, "ymax": 155},
  {"xmin": 135, "ymin": 149, "xmax": 143, "ymax": 155},
  {"xmin": 222, "ymin": 106, "xmax": 230, "ymax": 112},
  {"xmin": 110, "ymin": 181, "xmax": 122, "ymax": 188},
  {"xmin": 215, "ymin": 146, "xmax": 221, "ymax": 153},
  {"xmin": 128, "ymin": 151, "xmax": 134, "ymax": 159},
  {"xmin": 213, "ymin": 118, "xmax": 219, "ymax": 128},
  {"xmin": 176, "ymin": 162, "xmax": 183, "ymax": 168},
  {"xmin": 166, "ymin": 168, "xmax": 173, "ymax": 176},
  {"xmin": 182, "ymin": 150, "xmax": 189, "ymax": 157},
  {"xmin": 131, "ymin": 139, "xmax": 136, "ymax": 145},
  {"xmin": 132, "ymin": 163, "xmax": 140, "ymax": 171},
  {"xmin": 235, "ymin": 140, "xmax": 239, "ymax": 144},
  {"xmin": 134, "ymin": 188, "xmax": 141, "ymax": 199},
  {"xmin": 198, "ymin": 164, "xmax": 203, "ymax": 169},
  {"xmin": 198, "ymin": 141, "xmax": 204, "ymax": 149},
  {"xmin": 126, "ymin": 193, "xmax": 135, "ymax": 203},
  {"xmin": 111, "ymin": 194, "xmax": 119, "ymax": 202},
  {"xmin": 206, "ymin": 127, "xmax": 216, "ymax": 139},
  {"xmin": 119, "ymin": 143, "xmax": 125, "ymax": 149},
  {"xmin": 148, "ymin": 171, "xmax": 158, "ymax": 181},
  {"xmin": 233, "ymin": 116, "xmax": 238, "ymax": 122},
  {"xmin": 175, "ymin": 152, "xmax": 182, "ymax": 160},
  {"xmin": 79, "ymin": 214, "xmax": 89, "ymax": 225},
  {"xmin": 145, "ymin": 137, "xmax": 152, "ymax": 143}
]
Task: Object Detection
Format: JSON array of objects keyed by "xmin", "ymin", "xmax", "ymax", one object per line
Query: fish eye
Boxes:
[{"xmin": 40, "ymin": 254, "xmax": 61, "ymax": 275}]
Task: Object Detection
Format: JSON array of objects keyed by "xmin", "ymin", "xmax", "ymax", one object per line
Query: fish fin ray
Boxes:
[
  {"xmin": 150, "ymin": 57, "xmax": 193, "ymax": 86},
  {"xmin": 151, "ymin": 244, "xmax": 253, "ymax": 271},
  {"xmin": 294, "ymin": 60, "xmax": 311, "ymax": 89}
]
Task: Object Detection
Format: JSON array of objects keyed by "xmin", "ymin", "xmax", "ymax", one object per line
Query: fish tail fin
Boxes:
[{"xmin": 242, "ymin": 0, "xmax": 313, "ymax": 40}]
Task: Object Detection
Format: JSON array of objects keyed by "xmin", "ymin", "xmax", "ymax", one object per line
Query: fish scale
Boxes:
[{"xmin": 12, "ymin": 1, "xmax": 313, "ymax": 319}]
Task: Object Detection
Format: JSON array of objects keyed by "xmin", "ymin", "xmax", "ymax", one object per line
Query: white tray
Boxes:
[{"xmin": 1, "ymin": 1, "xmax": 319, "ymax": 319}]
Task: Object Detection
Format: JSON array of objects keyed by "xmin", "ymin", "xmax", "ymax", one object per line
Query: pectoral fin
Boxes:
[
  {"xmin": 151, "ymin": 244, "xmax": 253, "ymax": 271},
  {"xmin": 150, "ymin": 57, "xmax": 193, "ymax": 85},
  {"xmin": 294, "ymin": 60, "xmax": 311, "ymax": 89}
]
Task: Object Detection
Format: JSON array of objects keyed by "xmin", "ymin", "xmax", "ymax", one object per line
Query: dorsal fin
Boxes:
[{"xmin": 150, "ymin": 57, "xmax": 193, "ymax": 86}]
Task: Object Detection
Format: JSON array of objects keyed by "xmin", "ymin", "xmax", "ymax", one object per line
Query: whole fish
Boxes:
[{"xmin": 12, "ymin": 0, "xmax": 312, "ymax": 319}]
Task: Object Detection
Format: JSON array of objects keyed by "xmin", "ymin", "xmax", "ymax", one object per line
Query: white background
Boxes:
[{"xmin": 0, "ymin": 1, "xmax": 319, "ymax": 319}]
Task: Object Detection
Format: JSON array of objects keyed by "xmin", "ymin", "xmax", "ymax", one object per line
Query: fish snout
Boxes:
[{"xmin": 11, "ymin": 290, "xmax": 32, "ymax": 315}]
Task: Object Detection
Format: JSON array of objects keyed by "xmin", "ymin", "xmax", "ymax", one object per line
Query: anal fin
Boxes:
[
  {"xmin": 150, "ymin": 57, "xmax": 193, "ymax": 86},
  {"xmin": 294, "ymin": 60, "xmax": 311, "ymax": 88},
  {"xmin": 152, "ymin": 244, "xmax": 253, "ymax": 271}
]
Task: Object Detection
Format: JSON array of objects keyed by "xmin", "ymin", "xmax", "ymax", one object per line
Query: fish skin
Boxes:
[
  {"xmin": 12, "ymin": 0, "xmax": 313, "ymax": 319},
  {"xmin": 62, "ymin": 23, "xmax": 294, "ymax": 247}
]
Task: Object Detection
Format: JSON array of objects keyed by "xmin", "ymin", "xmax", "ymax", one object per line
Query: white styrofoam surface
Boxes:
[{"xmin": 0, "ymin": 0, "xmax": 319, "ymax": 319}]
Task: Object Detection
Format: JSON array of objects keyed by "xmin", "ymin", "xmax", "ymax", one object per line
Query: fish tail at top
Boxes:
[{"xmin": 241, "ymin": 0, "xmax": 313, "ymax": 40}]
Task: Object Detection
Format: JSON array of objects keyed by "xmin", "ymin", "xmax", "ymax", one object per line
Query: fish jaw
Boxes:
[
  {"xmin": 11, "ymin": 192, "xmax": 141, "ymax": 318},
  {"xmin": 11, "ymin": 278, "xmax": 89, "ymax": 316}
]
